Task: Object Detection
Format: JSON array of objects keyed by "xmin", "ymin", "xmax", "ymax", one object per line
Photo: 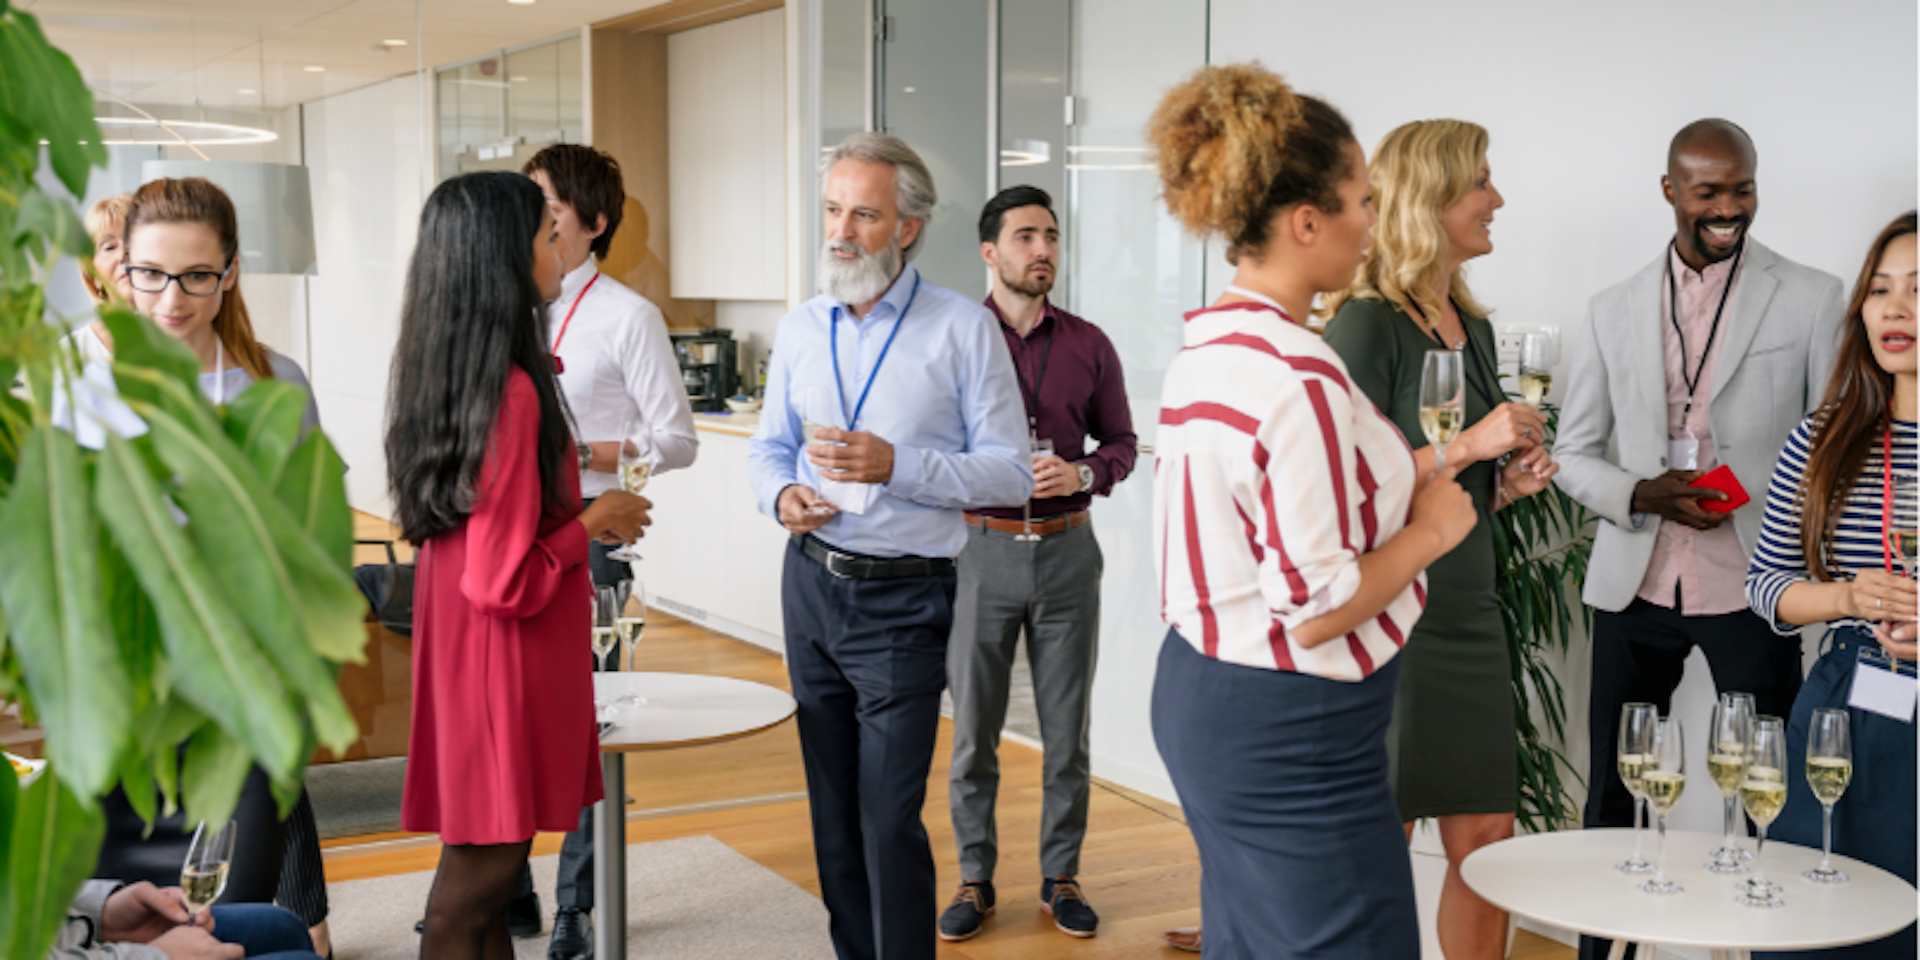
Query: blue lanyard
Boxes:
[{"xmin": 830, "ymin": 273, "xmax": 919, "ymax": 429}]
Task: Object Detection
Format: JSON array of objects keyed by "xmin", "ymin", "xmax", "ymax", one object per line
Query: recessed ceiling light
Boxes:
[
  {"xmin": 383, "ymin": 39, "xmax": 408, "ymax": 46},
  {"xmin": 238, "ymin": 88, "xmax": 257, "ymax": 95},
  {"xmin": 304, "ymin": 65, "xmax": 325, "ymax": 72},
  {"xmin": 511, "ymin": 76, "xmax": 529, "ymax": 82},
  {"xmin": 508, "ymin": 0, "xmax": 536, "ymax": 5}
]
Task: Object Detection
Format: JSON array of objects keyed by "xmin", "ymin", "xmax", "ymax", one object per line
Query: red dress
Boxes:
[{"xmin": 400, "ymin": 368, "xmax": 603, "ymax": 845}]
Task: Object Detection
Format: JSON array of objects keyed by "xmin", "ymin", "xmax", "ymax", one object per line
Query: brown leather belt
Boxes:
[{"xmin": 964, "ymin": 510, "xmax": 1090, "ymax": 538}]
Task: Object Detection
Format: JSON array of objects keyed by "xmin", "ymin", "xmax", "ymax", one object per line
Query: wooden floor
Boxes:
[{"xmin": 331, "ymin": 514, "xmax": 1571, "ymax": 959}]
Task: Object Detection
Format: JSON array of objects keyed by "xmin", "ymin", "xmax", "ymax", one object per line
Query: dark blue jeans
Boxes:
[{"xmin": 211, "ymin": 903, "xmax": 323, "ymax": 959}]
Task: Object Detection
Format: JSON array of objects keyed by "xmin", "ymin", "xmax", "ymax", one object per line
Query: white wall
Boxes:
[{"xmin": 302, "ymin": 75, "xmax": 427, "ymax": 518}]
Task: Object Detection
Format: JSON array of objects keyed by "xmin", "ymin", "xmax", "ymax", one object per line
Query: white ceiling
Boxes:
[{"xmin": 24, "ymin": 0, "xmax": 674, "ymax": 113}]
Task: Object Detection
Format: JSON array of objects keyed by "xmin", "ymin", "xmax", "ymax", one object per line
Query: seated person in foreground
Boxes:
[{"xmin": 51, "ymin": 880, "xmax": 321, "ymax": 960}]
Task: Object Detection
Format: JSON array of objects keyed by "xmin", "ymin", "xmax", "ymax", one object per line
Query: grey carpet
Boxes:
[
  {"xmin": 327, "ymin": 835, "xmax": 834, "ymax": 959},
  {"xmin": 306, "ymin": 758, "xmax": 407, "ymax": 839}
]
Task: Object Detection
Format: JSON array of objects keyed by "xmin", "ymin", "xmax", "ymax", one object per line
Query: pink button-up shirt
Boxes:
[{"xmin": 1635, "ymin": 246, "xmax": 1751, "ymax": 615}]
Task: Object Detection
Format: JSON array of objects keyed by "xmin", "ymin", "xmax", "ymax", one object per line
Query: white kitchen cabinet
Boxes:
[{"xmin": 667, "ymin": 9, "xmax": 785, "ymax": 301}]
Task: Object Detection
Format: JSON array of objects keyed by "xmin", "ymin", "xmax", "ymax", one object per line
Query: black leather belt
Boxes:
[{"xmin": 796, "ymin": 534, "xmax": 954, "ymax": 580}]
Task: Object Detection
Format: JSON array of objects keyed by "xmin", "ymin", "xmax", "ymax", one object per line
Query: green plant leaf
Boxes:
[
  {"xmin": 0, "ymin": 426, "xmax": 127, "ymax": 798},
  {"xmin": 131, "ymin": 400, "xmax": 363, "ymax": 751},
  {"xmin": 181, "ymin": 725, "xmax": 251, "ymax": 830},
  {"xmin": 13, "ymin": 187, "xmax": 87, "ymax": 258},
  {"xmin": 277, "ymin": 432, "xmax": 353, "ymax": 578},
  {"xmin": 223, "ymin": 378, "xmax": 307, "ymax": 485},
  {"xmin": 100, "ymin": 528, "xmax": 158, "ymax": 710},
  {"xmin": 0, "ymin": 8, "xmax": 106, "ymax": 196},
  {"xmin": 0, "ymin": 770, "xmax": 106, "ymax": 960},
  {"xmin": 92, "ymin": 432, "xmax": 306, "ymax": 781},
  {"xmin": 102, "ymin": 307, "xmax": 200, "ymax": 408}
]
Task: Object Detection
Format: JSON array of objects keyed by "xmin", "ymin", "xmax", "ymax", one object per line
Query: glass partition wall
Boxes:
[
  {"xmin": 436, "ymin": 33, "xmax": 584, "ymax": 183},
  {"xmin": 830, "ymin": 0, "xmax": 1209, "ymax": 797}
]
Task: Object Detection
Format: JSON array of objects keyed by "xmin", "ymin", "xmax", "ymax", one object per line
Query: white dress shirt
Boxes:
[{"xmin": 550, "ymin": 259, "xmax": 698, "ymax": 498}]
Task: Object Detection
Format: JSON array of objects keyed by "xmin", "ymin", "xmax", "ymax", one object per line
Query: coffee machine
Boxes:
[{"xmin": 670, "ymin": 330, "xmax": 738, "ymax": 413}]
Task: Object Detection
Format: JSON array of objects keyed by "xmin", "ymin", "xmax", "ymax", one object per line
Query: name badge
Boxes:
[
  {"xmin": 1669, "ymin": 436, "xmax": 1701, "ymax": 472},
  {"xmin": 1849, "ymin": 645, "xmax": 1917, "ymax": 723}
]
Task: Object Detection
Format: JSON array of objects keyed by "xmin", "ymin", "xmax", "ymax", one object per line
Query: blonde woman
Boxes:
[
  {"xmin": 66, "ymin": 193, "xmax": 133, "ymax": 363},
  {"xmin": 1320, "ymin": 120, "xmax": 1556, "ymax": 960}
]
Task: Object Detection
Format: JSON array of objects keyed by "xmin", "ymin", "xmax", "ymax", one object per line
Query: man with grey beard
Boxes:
[{"xmin": 747, "ymin": 133, "xmax": 1032, "ymax": 960}]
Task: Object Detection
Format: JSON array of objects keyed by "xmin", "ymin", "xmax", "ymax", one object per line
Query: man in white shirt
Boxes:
[{"xmin": 523, "ymin": 143, "xmax": 698, "ymax": 960}]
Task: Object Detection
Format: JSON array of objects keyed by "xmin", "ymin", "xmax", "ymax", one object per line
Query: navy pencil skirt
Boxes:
[{"xmin": 1151, "ymin": 629, "xmax": 1418, "ymax": 959}]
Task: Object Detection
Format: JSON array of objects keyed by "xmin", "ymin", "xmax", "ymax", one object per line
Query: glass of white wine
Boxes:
[
  {"xmin": 1705, "ymin": 692, "xmax": 1755, "ymax": 873},
  {"xmin": 612, "ymin": 580, "xmax": 647, "ymax": 708},
  {"xmin": 1737, "ymin": 716, "xmax": 1788, "ymax": 908},
  {"xmin": 181, "ymin": 819, "xmax": 235, "ymax": 922},
  {"xmin": 1889, "ymin": 469, "xmax": 1917, "ymax": 579},
  {"xmin": 1802, "ymin": 708, "xmax": 1852, "ymax": 884},
  {"xmin": 1019, "ymin": 437, "xmax": 1053, "ymax": 542},
  {"xmin": 1518, "ymin": 331, "xmax": 1553, "ymax": 405},
  {"xmin": 1638, "ymin": 716, "xmax": 1686, "ymax": 896},
  {"xmin": 592, "ymin": 585, "xmax": 620, "ymax": 674},
  {"xmin": 1615, "ymin": 702, "xmax": 1659, "ymax": 875},
  {"xmin": 1419, "ymin": 350, "xmax": 1464, "ymax": 469},
  {"xmin": 606, "ymin": 430, "xmax": 651, "ymax": 563},
  {"xmin": 797, "ymin": 385, "xmax": 839, "ymax": 516}
]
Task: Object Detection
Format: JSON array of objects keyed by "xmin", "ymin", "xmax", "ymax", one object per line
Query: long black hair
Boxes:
[{"xmin": 385, "ymin": 171, "xmax": 573, "ymax": 543}]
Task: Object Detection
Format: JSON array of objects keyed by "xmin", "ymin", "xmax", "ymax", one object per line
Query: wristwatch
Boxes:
[
  {"xmin": 1075, "ymin": 462, "xmax": 1095, "ymax": 493},
  {"xmin": 576, "ymin": 442, "xmax": 593, "ymax": 473}
]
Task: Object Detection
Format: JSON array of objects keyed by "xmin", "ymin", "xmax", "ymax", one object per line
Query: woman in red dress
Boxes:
[{"xmin": 385, "ymin": 172, "xmax": 651, "ymax": 960}]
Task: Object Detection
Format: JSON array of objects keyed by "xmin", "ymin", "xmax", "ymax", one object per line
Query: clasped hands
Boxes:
[
  {"xmin": 1846, "ymin": 569, "xmax": 1919, "ymax": 659},
  {"xmin": 1454, "ymin": 403, "xmax": 1559, "ymax": 502},
  {"xmin": 100, "ymin": 881, "xmax": 240, "ymax": 960}
]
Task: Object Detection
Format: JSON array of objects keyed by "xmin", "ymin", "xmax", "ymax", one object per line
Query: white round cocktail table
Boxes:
[
  {"xmin": 589, "ymin": 672, "xmax": 797, "ymax": 960},
  {"xmin": 1462, "ymin": 828, "xmax": 1916, "ymax": 960}
]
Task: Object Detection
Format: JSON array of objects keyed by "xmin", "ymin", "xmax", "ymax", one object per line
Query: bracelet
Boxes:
[{"xmin": 576, "ymin": 442, "xmax": 592, "ymax": 473}]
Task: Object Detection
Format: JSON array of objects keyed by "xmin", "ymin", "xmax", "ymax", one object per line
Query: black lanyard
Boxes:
[
  {"xmin": 1457, "ymin": 309, "xmax": 1503, "ymax": 413},
  {"xmin": 1014, "ymin": 318, "xmax": 1055, "ymax": 433},
  {"xmin": 1664, "ymin": 240, "xmax": 1744, "ymax": 423}
]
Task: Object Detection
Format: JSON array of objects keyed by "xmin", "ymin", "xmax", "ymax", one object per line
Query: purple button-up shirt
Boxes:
[{"xmin": 973, "ymin": 295, "xmax": 1138, "ymax": 519}]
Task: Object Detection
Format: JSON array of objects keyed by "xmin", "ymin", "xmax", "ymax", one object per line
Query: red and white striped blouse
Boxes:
[{"xmin": 1153, "ymin": 301, "xmax": 1426, "ymax": 681}]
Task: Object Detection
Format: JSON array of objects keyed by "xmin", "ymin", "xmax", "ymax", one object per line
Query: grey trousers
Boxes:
[{"xmin": 947, "ymin": 520, "xmax": 1102, "ymax": 882}]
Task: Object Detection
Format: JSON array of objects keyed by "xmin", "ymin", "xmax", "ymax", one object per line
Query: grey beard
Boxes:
[{"xmin": 819, "ymin": 238, "xmax": 901, "ymax": 306}]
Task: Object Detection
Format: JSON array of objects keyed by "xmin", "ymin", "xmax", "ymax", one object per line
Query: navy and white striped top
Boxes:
[{"xmin": 1746, "ymin": 414, "xmax": 1918, "ymax": 634}]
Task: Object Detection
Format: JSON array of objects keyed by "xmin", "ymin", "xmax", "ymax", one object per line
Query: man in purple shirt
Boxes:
[{"xmin": 938, "ymin": 185, "xmax": 1137, "ymax": 944}]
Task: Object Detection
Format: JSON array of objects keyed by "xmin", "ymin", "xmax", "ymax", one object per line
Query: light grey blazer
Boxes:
[{"xmin": 1553, "ymin": 238, "xmax": 1845, "ymax": 613}]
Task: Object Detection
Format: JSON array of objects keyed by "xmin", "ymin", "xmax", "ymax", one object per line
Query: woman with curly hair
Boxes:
[
  {"xmin": 1321, "ymin": 120, "xmax": 1558, "ymax": 960},
  {"xmin": 1146, "ymin": 63, "xmax": 1476, "ymax": 958},
  {"xmin": 1746, "ymin": 211, "xmax": 1914, "ymax": 959}
]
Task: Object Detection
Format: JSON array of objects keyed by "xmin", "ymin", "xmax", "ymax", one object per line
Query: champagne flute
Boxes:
[
  {"xmin": 1889, "ymin": 469, "xmax": 1917, "ymax": 579},
  {"xmin": 1802, "ymin": 708, "xmax": 1852, "ymax": 884},
  {"xmin": 1019, "ymin": 437, "xmax": 1053, "ymax": 542},
  {"xmin": 1517, "ymin": 332, "xmax": 1553, "ymax": 405},
  {"xmin": 1705, "ymin": 692, "xmax": 1756, "ymax": 873},
  {"xmin": 1419, "ymin": 350, "xmax": 1464, "ymax": 469},
  {"xmin": 613, "ymin": 580, "xmax": 647, "ymax": 707},
  {"xmin": 606, "ymin": 426, "xmax": 651, "ymax": 563},
  {"xmin": 592, "ymin": 586, "xmax": 619, "ymax": 674},
  {"xmin": 1615, "ymin": 702, "xmax": 1659, "ymax": 875},
  {"xmin": 181, "ymin": 819, "xmax": 236, "ymax": 921},
  {"xmin": 1737, "ymin": 716, "xmax": 1788, "ymax": 908},
  {"xmin": 1637, "ymin": 716, "xmax": 1686, "ymax": 895}
]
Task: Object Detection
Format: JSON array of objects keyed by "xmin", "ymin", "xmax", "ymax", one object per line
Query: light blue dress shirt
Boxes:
[{"xmin": 749, "ymin": 264, "xmax": 1033, "ymax": 558}]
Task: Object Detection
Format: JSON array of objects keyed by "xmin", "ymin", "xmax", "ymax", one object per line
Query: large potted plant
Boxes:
[
  {"xmin": 1490, "ymin": 399, "xmax": 1596, "ymax": 831},
  {"xmin": 0, "ymin": 4, "xmax": 365, "ymax": 956}
]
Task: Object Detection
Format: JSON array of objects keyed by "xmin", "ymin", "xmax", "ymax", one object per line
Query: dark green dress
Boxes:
[{"xmin": 1323, "ymin": 296, "xmax": 1516, "ymax": 819}]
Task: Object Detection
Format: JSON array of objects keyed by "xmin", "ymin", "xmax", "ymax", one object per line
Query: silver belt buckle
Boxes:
[{"xmin": 825, "ymin": 549, "xmax": 856, "ymax": 579}]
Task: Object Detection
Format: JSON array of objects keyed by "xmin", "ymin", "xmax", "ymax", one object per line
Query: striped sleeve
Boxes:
[{"xmin": 1746, "ymin": 416, "xmax": 1817, "ymax": 635}]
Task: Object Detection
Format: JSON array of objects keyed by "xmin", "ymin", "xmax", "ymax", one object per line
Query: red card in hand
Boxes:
[{"xmin": 1690, "ymin": 464, "xmax": 1750, "ymax": 514}]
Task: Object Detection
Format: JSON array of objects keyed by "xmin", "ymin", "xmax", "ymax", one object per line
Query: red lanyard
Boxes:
[
  {"xmin": 549, "ymin": 272, "xmax": 600, "ymax": 374},
  {"xmin": 1883, "ymin": 419, "xmax": 1898, "ymax": 574}
]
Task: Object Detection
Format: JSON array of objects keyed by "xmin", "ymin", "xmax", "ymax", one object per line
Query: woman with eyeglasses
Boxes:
[
  {"xmin": 117, "ymin": 176, "xmax": 332, "ymax": 955},
  {"xmin": 122, "ymin": 177, "xmax": 318, "ymax": 428}
]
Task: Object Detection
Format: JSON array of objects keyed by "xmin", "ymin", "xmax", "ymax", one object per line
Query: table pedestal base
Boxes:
[{"xmin": 594, "ymin": 752, "xmax": 627, "ymax": 960}]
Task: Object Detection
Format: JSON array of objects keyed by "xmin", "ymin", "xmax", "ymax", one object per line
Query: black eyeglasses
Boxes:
[{"xmin": 125, "ymin": 260, "xmax": 234, "ymax": 297}]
